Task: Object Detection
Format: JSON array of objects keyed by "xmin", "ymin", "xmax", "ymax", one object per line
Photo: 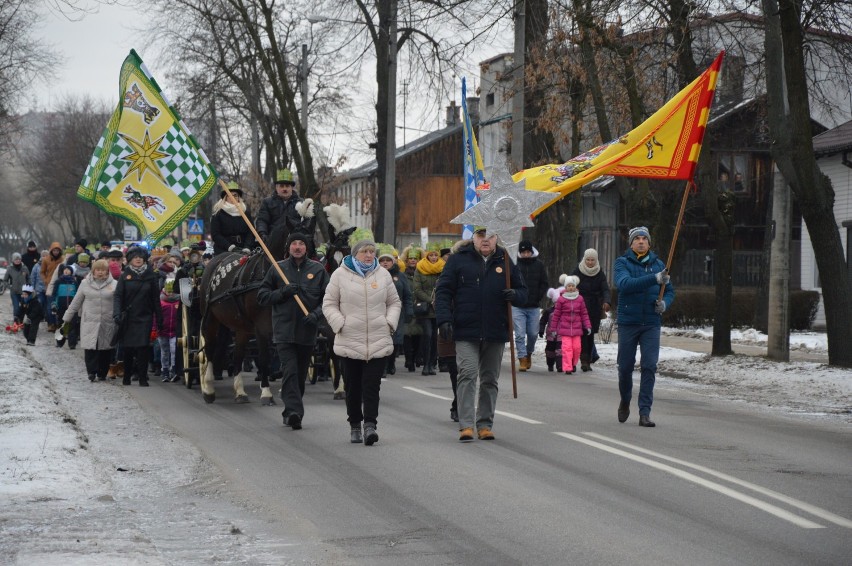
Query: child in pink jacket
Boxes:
[{"xmin": 549, "ymin": 275, "xmax": 591, "ymax": 373}]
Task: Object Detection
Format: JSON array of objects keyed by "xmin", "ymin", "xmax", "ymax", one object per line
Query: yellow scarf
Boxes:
[{"xmin": 416, "ymin": 257, "xmax": 445, "ymax": 275}]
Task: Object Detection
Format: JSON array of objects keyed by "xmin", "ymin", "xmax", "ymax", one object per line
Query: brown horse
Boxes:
[{"xmin": 197, "ymin": 251, "xmax": 276, "ymax": 404}]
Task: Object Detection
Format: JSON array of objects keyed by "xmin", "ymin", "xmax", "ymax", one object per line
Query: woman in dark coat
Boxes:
[
  {"xmin": 211, "ymin": 183, "xmax": 256, "ymax": 255},
  {"xmin": 114, "ymin": 246, "xmax": 163, "ymax": 386},
  {"xmin": 572, "ymin": 248, "xmax": 611, "ymax": 371}
]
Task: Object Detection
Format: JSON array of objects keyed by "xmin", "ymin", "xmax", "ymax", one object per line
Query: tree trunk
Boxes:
[{"xmin": 764, "ymin": 0, "xmax": 852, "ymax": 367}]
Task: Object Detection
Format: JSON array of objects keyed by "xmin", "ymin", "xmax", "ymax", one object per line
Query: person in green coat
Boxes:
[{"xmin": 412, "ymin": 243, "xmax": 445, "ymax": 375}]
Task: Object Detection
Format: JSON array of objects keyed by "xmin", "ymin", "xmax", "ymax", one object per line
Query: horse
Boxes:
[
  {"xmin": 197, "ymin": 250, "xmax": 276, "ymax": 405},
  {"xmin": 318, "ymin": 222, "xmax": 354, "ymax": 399}
]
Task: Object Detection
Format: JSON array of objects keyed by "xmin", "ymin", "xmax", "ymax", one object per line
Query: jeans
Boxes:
[
  {"xmin": 342, "ymin": 357, "xmax": 385, "ymax": 425},
  {"xmin": 456, "ymin": 340, "xmax": 505, "ymax": 430},
  {"xmin": 277, "ymin": 342, "xmax": 313, "ymax": 419},
  {"xmin": 512, "ymin": 306, "xmax": 540, "ymax": 358},
  {"xmin": 10, "ymin": 292, "xmax": 21, "ymax": 316},
  {"xmin": 616, "ymin": 324, "xmax": 660, "ymax": 416}
]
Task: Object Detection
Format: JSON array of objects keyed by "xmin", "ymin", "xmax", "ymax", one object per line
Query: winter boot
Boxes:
[
  {"xmin": 350, "ymin": 425, "xmax": 363, "ymax": 444},
  {"xmin": 363, "ymin": 423, "xmax": 379, "ymax": 446}
]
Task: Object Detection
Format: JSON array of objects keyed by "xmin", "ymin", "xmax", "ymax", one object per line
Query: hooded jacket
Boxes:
[
  {"xmin": 63, "ymin": 272, "xmax": 117, "ymax": 350},
  {"xmin": 322, "ymin": 256, "xmax": 401, "ymax": 360},
  {"xmin": 613, "ymin": 248, "xmax": 674, "ymax": 326},
  {"xmin": 41, "ymin": 244, "xmax": 65, "ymax": 297},
  {"xmin": 435, "ymin": 240, "xmax": 528, "ymax": 343},
  {"xmin": 550, "ymin": 293, "xmax": 591, "ymax": 337}
]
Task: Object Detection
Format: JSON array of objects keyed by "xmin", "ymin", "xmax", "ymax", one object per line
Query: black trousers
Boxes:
[
  {"xmin": 342, "ymin": 357, "xmax": 385, "ymax": 426},
  {"xmin": 419, "ymin": 318, "xmax": 438, "ymax": 367},
  {"xmin": 85, "ymin": 349, "xmax": 114, "ymax": 378},
  {"xmin": 276, "ymin": 342, "xmax": 313, "ymax": 419},
  {"xmin": 23, "ymin": 322, "xmax": 39, "ymax": 344},
  {"xmin": 440, "ymin": 356, "xmax": 458, "ymax": 411},
  {"xmin": 123, "ymin": 345, "xmax": 150, "ymax": 383}
]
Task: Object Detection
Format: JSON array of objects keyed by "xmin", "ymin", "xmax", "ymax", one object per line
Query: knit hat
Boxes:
[
  {"xmin": 440, "ymin": 248, "xmax": 452, "ymax": 257},
  {"xmin": 76, "ymin": 238, "xmax": 88, "ymax": 249},
  {"xmin": 77, "ymin": 253, "xmax": 90, "ymax": 265},
  {"xmin": 351, "ymin": 239, "xmax": 377, "ymax": 256},
  {"xmin": 286, "ymin": 232, "xmax": 309, "ymax": 246},
  {"xmin": 376, "ymin": 244, "xmax": 395, "ymax": 261},
  {"xmin": 559, "ymin": 274, "xmax": 579, "ymax": 287},
  {"xmin": 628, "ymin": 226, "xmax": 651, "ymax": 246},
  {"xmin": 583, "ymin": 248, "xmax": 598, "ymax": 261},
  {"xmin": 27, "ymin": 240, "xmax": 36, "ymax": 248},
  {"xmin": 12, "ymin": 252, "xmax": 21, "ymax": 261},
  {"xmin": 518, "ymin": 240, "xmax": 533, "ymax": 253}
]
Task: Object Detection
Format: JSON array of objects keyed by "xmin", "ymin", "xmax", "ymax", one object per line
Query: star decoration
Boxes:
[
  {"xmin": 450, "ymin": 158, "xmax": 560, "ymax": 261},
  {"xmin": 120, "ymin": 130, "xmax": 168, "ymax": 183}
]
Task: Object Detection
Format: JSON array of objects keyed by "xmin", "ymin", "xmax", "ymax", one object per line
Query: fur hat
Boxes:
[
  {"xmin": 125, "ymin": 246, "xmax": 148, "ymax": 262},
  {"xmin": 628, "ymin": 226, "xmax": 651, "ymax": 246}
]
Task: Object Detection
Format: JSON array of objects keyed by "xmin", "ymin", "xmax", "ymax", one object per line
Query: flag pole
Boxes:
[
  {"xmin": 658, "ymin": 179, "xmax": 693, "ymax": 301},
  {"xmin": 219, "ymin": 179, "xmax": 309, "ymax": 315},
  {"xmin": 503, "ymin": 252, "xmax": 518, "ymax": 398}
]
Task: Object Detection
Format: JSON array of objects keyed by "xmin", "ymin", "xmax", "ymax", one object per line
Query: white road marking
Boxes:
[
  {"xmin": 554, "ymin": 432, "xmax": 824, "ymax": 529},
  {"xmin": 584, "ymin": 432, "xmax": 852, "ymax": 529},
  {"xmin": 402, "ymin": 387, "xmax": 542, "ymax": 424}
]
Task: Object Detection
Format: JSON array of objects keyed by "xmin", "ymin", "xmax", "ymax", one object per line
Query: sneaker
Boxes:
[
  {"xmin": 477, "ymin": 427, "xmax": 495, "ymax": 440},
  {"xmin": 170, "ymin": 373, "xmax": 181, "ymax": 382},
  {"xmin": 459, "ymin": 428, "xmax": 474, "ymax": 442}
]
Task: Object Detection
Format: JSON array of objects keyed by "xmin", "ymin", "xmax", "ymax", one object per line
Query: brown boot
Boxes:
[
  {"xmin": 524, "ymin": 355, "xmax": 532, "ymax": 370},
  {"xmin": 518, "ymin": 357, "xmax": 528, "ymax": 372}
]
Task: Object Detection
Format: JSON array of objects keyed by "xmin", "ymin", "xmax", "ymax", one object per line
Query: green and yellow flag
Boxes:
[{"xmin": 78, "ymin": 49, "xmax": 218, "ymax": 243}]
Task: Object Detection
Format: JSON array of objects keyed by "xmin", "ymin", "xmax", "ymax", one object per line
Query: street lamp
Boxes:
[{"xmin": 307, "ymin": 12, "xmax": 398, "ymax": 246}]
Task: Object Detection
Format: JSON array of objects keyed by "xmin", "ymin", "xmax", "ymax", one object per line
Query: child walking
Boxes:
[
  {"xmin": 158, "ymin": 279, "xmax": 181, "ymax": 382},
  {"xmin": 540, "ymin": 288, "xmax": 564, "ymax": 372},
  {"xmin": 16, "ymin": 285, "xmax": 45, "ymax": 346},
  {"xmin": 549, "ymin": 275, "xmax": 591, "ymax": 374}
]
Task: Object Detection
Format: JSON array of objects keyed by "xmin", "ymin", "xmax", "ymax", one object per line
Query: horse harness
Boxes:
[{"xmin": 205, "ymin": 251, "xmax": 269, "ymax": 321}]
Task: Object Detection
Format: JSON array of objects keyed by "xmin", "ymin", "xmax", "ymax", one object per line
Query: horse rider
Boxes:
[
  {"xmin": 211, "ymin": 180, "xmax": 256, "ymax": 256},
  {"xmin": 257, "ymin": 232, "xmax": 329, "ymax": 430},
  {"xmin": 255, "ymin": 168, "xmax": 316, "ymax": 251}
]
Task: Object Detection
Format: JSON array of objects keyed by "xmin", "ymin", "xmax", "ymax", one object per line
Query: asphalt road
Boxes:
[{"xmin": 131, "ymin": 363, "xmax": 851, "ymax": 565}]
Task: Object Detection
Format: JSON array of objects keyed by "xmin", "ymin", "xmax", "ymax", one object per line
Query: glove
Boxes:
[
  {"xmin": 438, "ymin": 322, "xmax": 453, "ymax": 341},
  {"xmin": 655, "ymin": 269, "xmax": 670, "ymax": 285},
  {"xmin": 538, "ymin": 331, "xmax": 544, "ymax": 338},
  {"xmin": 23, "ymin": 316, "xmax": 31, "ymax": 325},
  {"xmin": 502, "ymin": 288, "xmax": 517, "ymax": 301},
  {"xmin": 303, "ymin": 312, "xmax": 319, "ymax": 325},
  {"xmin": 585, "ymin": 328, "xmax": 592, "ymax": 336},
  {"xmin": 281, "ymin": 283, "xmax": 301, "ymax": 298},
  {"xmin": 654, "ymin": 299, "xmax": 667, "ymax": 314},
  {"xmin": 241, "ymin": 248, "xmax": 251, "ymax": 254},
  {"xmin": 228, "ymin": 244, "xmax": 237, "ymax": 252}
]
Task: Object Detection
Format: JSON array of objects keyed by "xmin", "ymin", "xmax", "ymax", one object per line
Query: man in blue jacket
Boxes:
[
  {"xmin": 435, "ymin": 228, "xmax": 527, "ymax": 442},
  {"xmin": 613, "ymin": 226, "xmax": 674, "ymax": 427}
]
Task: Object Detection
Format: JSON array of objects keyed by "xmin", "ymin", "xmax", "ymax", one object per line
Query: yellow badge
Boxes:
[
  {"xmin": 126, "ymin": 275, "xmax": 132, "ymax": 280},
  {"xmin": 496, "ymin": 267, "xmax": 503, "ymax": 274},
  {"xmin": 371, "ymin": 281, "xmax": 378, "ymax": 289},
  {"xmin": 307, "ymin": 273, "xmax": 314, "ymax": 279}
]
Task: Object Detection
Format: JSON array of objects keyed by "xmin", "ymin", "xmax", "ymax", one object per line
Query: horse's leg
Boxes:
[
  {"xmin": 200, "ymin": 316, "xmax": 217, "ymax": 404},
  {"xmin": 232, "ymin": 332, "xmax": 250, "ymax": 403},
  {"xmin": 257, "ymin": 336, "xmax": 275, "ymax": 405}
]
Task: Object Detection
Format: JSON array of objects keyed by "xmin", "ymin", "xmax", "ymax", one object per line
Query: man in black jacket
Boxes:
[
  {"xmin": 257, "ymin": 232, "xmax": 329, "ymax": 430},
  {"xmin": 513, "ymin": 240, "xmax": 549, "ymax": 371},
  {"xmin": 255, "ymin": 169, "xmax": 315, "ymax": 251},
  {"xmin": 435, "ymin": 228, "xmax": 527, "ymax": 442}
]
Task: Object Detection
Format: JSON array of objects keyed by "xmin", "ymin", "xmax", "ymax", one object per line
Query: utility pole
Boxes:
[
  {"xmin": 383, "ymin": 8, "xmax": 398, "ymax": 246},
  {"xmin": 510, "ymin": 0, "xmax": 525, "ymax": 172},
  {"xmin": 300, "ymin": 44, "xmax": 309, "ymax": 135},
  {"xmin": 401, "ymin": 80, "xmax": 409, "ymax": 147},
  {"xmin": 767, "ymin": 164, "xmax": 791, "ymax": 361}
]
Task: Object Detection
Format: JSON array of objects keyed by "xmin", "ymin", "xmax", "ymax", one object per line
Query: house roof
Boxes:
[
  {"xmin": 813, "ymin": 119, "xmax": 852, "ymax": 156},
  {"xmin": 341, "ymin": 123, "xmax": 464, "ymax": 180}
]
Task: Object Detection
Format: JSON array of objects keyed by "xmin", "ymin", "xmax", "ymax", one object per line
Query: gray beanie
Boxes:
[
  {"xmin": 351, "ymin": 239, "xmax": 377, "ymax": 256},
  {"xmin": 12, "ymin": 252, "xmax": 22, "ymax": 261},
  {"xmin": 628, "ymin": 226, "xmax": 651, "ymax": 246}
]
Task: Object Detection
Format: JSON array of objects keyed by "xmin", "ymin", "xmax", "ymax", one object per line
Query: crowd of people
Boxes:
[{"xmin": 5, "ymin": 162, "xmax": 675, "ymax": 441}]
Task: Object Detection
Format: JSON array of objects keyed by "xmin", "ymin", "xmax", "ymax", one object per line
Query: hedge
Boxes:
[{"xmin": 608, "ymin": 287, "xmax": 820, "ymax": 330}]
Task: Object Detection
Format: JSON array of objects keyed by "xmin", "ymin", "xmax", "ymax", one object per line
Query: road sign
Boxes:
[
  {"xmin": 187, "ymin": 218, "xmax": 204, "ymax": 235},
  {"xmin": 123, "ymin": 225, "xmax": 138, "ymax": 241}
]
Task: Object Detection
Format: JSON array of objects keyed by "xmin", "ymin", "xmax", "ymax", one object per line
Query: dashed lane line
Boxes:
[
  {"xmin": 584, "ymin": 432, "xmax": 852, "ymax": 529},
  {"xmin": 554, "ymin": 432, "xmax": 824, "ymax": 529}
]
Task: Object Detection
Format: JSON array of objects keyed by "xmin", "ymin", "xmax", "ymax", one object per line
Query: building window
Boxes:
[
  {"xmin": 486, "ymin": 93, "xmax": 495, "ymax": 107},
  {"xmin": 718, "ymin": 153, "xmax": 748, "ymax": 194}
]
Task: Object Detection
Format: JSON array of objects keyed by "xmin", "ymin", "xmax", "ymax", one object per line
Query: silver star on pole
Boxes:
[{"xmin": 450, "ymin": 158, "xmax": 560, "ymax": 261}]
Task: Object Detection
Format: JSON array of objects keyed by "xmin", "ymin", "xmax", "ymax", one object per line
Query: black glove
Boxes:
[
  {"xmin": 281, "ymin": 283, "xmax": 301, "ymax": 298},
  {"xmin": 303, "ymin": 311, "xmax": 319, "ymax": 325},
  {"xmin": 438, "ymin": 322, "xmax": 453, "ymax": 341},
  {"xmin": 538, "ymin": 331, "xmax": 544, "ymax": 338},
  {"xmin": 502, "ymin": 288, "xmax": 517, "ymax": 301}
]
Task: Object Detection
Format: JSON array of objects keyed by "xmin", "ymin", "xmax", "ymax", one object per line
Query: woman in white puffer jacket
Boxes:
[{"xmin": 323, "ymin": 238, "xmax": 401, "ymax": 446}]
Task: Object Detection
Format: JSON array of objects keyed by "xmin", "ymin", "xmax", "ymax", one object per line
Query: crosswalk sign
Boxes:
[{"xmin": 187, "ymin": 219, "xmax": 204, "ymax": 234}]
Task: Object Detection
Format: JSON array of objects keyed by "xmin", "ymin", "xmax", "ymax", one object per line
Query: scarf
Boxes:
[
  {"xmin": 345, "ymin": 255, "xmax": 378, "ymax": 277},
  {"xmin": 128, "ymin": 264, "xmax": 147, "ymax": 276},
  {"xmin": 561, "ymin": 290, "xmax": 580, "ymax": 300},
  {"xmin": 578, "ymin": 259, "xmax": 600, "ymax": 277},
  {"xmin": 74, "ymin": 265, "xmax": 91, "ymax": 279},
  {"xmin": 213, "ymin": 199, "xmax": 247, "ymax": 216},
  {"xmin": 416, "ymin": 257, "xmax": 445, "ymax": 275},
  {"xmin": 109, "ymin": 262, "xmax": 123, "ymax": 279}
]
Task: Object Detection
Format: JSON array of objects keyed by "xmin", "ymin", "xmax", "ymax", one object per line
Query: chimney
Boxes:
[
  {"xmin": 446, "ymin": 101, "xmax": 460, "ymax": 127},
  {"xmin": 466, "ymin": 97, "xmax": 480, "ymax": 123}
]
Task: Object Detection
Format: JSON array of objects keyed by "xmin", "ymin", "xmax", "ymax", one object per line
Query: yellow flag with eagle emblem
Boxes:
[
  {"xmin": 77, "ymin": 49, "xmax": 218, "ymax": 243},
  {"xmin": 514, "ymin": 51, "xmax": 725, "ymax": 217}
]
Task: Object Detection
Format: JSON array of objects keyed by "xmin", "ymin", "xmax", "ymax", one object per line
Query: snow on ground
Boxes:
[
  {"xmin": 661, "ymin": 325, "xmax": 829, "ymax": 353},
  {"xmin": 1, "ymin": 289, "xmax": 850, "ymax": 564}
]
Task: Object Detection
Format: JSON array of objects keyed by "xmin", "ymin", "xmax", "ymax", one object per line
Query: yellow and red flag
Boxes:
[{"xmin": 515, "ymin": 51, "xmax": 724, "ymax": 216}]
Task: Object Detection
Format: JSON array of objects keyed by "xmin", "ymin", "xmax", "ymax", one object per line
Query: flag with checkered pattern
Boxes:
[{"xmin": 78, "ymin": 49, "xmax": 218, "ymax": 244}]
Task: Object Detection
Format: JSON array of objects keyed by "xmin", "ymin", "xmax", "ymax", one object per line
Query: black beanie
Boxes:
[
  {"xmin": 76, "ymin": 238, "xmax": 88, "ymax": 249},
  {"xmin": 286, "ymin": 232, "xmax": 309, "ymax": 246}
]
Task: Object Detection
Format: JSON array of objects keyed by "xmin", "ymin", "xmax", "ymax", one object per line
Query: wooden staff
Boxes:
[
  {"xmin": 219, "ymin": 178, "xmax": 309, "ymax": 315},
  {"xmin": 658, "ymin": 180, "xmax": 693, "ymax": 301},
  {"xmin": 503, "ymin": 251, "xmax": 518, "ymax": 398}
]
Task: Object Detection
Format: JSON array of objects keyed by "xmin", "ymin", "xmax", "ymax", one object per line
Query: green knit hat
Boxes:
[
  {"xmin": 348, "ymin": 227, "xmax": 375, "ymax": 249},
  {"xmin": 376, "ymin": 243, "xmax": 395, "ymax": 260}
]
